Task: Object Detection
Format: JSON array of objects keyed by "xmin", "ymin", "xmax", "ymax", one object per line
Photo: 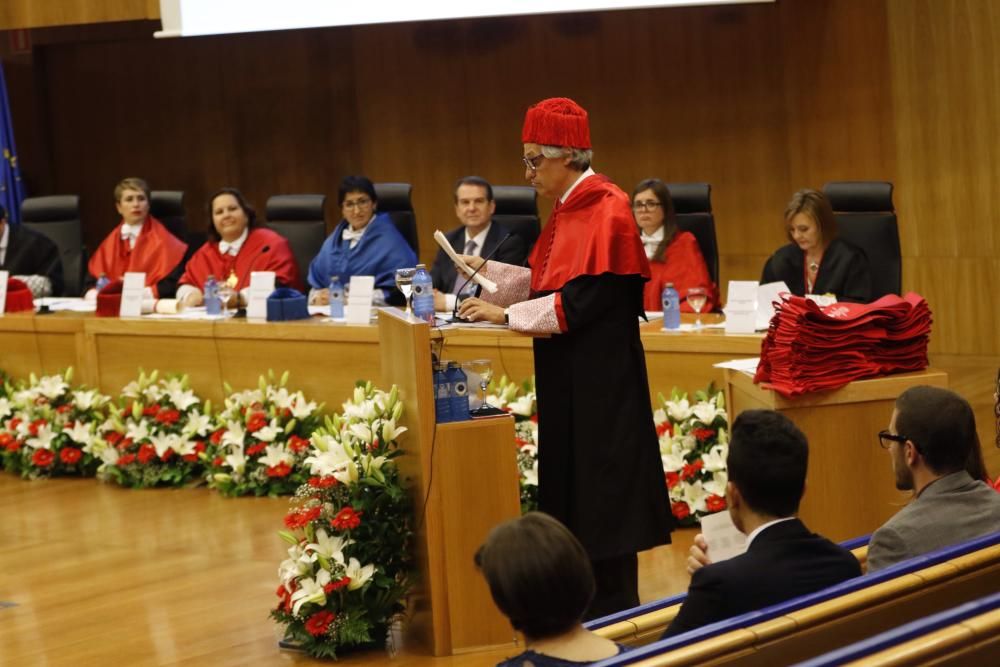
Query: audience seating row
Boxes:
[
  {"xmin": 15, "ymin": 180, "xmax": 898, "ymax": 299},
  {"xmin": 588, "ymin": 529, "xmax": 1000, "ymax": 666}
]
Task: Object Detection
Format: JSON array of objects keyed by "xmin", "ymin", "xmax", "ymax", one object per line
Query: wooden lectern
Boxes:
[
  {"xmin": 725, "ymin": 368, "xmax": 949, "ymax": 542},
  {"xmin": 378, "ymin": 309, "xmax": 521, "ymax": 656}
]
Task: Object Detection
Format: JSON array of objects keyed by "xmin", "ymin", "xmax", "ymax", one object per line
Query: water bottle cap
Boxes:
[{"xmin": 666, "ymin": 282, "xmax": 675, "ymax": 287}]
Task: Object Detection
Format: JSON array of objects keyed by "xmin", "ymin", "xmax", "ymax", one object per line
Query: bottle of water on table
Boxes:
[
  {"xmin": 328, "ymin": 276, "xmax": 345, "ymax": 318},
  {"xmin": 204, "ymin": 275, "xmax": 222, "ymax": 316},
  {"xmin": 433, "ymin": 362, "xmax": 452, "ymax": 424},
  {"xmin": 662, "ymin": 282, "xmax": 681, "ymax": 330},
  {"xmin": 411, "ymin": 263, "xmax": 435, "ymax": 323},
  {"xmin": 447, "ymin": 361, "xmax": 470, "ymax": 422}
]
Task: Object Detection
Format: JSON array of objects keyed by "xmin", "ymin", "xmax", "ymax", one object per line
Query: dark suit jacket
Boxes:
[
  {"xmin": 2, "ymin": 224, "xmax": 65, "ymax": 296},
  {"xmin": 662, "ymin": 518, "xmax": 861, "ymax": 638},
  {"xmin": 429, "ymin": 221, "xmax": 528, "ymax": 292}
]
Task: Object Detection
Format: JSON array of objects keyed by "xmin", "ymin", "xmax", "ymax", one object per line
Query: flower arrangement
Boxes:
[
  {"xmin": 0, "ymin": 368, "xmax": 113, "ymax": 479},
  {"xmin": 205, "ymin": 372, "xmax": 324, "ymax": 497},
  {"xmin": 96, "ymin": 370, "xmax": 213, "ymax": 488},
  {"xmin": 485, "ymin": 375, "xmax": 539, "ymax": 513},
  {"xmin": 272, "ymin": 382, "xmax": 412, "ymax": 659},
  {"xmin": 655, "ymin": 385, "xmax": 730, "ymax": 526}
]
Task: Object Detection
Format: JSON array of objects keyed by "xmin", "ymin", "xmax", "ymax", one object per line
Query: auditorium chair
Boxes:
[
  {"xmin": 373, "ymin": 182, "xmax": 418, "ymax": 255},
  {"xmin": 150, "ymin": 190, "xmax": 187, "ymax": 241},
  {"xmin": 666, "ymin": 182, "xmax": 720, "ymax": 294},
  {"xmin": 20, "ymin": 195, "xmax": 85, "ymax": 297},
  {"xmin": 264, "ymin": 194, "xmax": 327, "ymax": 280},
  {"xmin": 492, "ymin": 185, "xmax": 541, "ymax": 254},
  {"xmin": 796, "ymin": 589, "xmax": 1000, "ymax": 666},
  {"xmin": 823, "ymin": 181, "xmax": 901, "ymax": 298},
  {"xmin": 590, "ymin": 529, "xmax": 1000, "ymax": 666}
]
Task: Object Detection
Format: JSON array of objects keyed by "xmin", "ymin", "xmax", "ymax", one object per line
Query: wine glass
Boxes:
[
  {"xmin": 687, "ymin": 286, "xmax": 708, "ymax": 329},
  {"xmin": 395, "ymin": 268, "xmax": 416, "ymax": 315},
  {"xmin": 464, "ymin": 359, "xmax": 494, "ymax": 415},
  {"xmin": 217, "ymin": 283, "xmax": 237, "ymax": 317}
]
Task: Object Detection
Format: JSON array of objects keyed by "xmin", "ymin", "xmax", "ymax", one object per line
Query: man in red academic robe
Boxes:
[
  {"xmin": 86, "ymin": 177, "xmax": 188, "ymax": 298},
  {"xmin": 459, "ymin": 97, "xmax": 673, "ymax": 618}
]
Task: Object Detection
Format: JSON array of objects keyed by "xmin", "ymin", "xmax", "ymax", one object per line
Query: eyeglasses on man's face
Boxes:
[
  {"xmin": 522, "ymin": 153, "xmax": 545, "ymax": 172},
  {"xmin": 878, "ymin": 430, "xmax": 909, "ymax": 449},
  {"xmin": 632, "ymin": 200, "xmax": 662, "ymax": 212}
]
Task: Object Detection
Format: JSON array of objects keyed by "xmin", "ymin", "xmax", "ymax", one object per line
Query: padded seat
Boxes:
[
  {"xmin": 823, "ymin": 181, "xmax": 901, "ymax": 298},
  {"xmin": 20, "ymin": 195, "xmax": 84, "ymax": 297},
  {"xmin": 265, "ymin": 194, "xmax": 327, "ymax": 280},
  {"xmin": 374, "ymin": 183, "xmax": 418, "ymax": 255}
]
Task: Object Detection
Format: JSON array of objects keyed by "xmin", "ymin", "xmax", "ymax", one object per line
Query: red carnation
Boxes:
[
  {"xmin": 32, "ymin": 449, "xmax": 55, "ymax": 467},
  {"xmin": 5, "ymin": 439, "xmax": 21, "ymax": 452},
  {"xmin": 665, "ymin": 471, "xmax": 680, "ymax": 489},
  {"xmin": 288, "ymin": 435, "xmax": 310, "ymax": 453},
  {"xmin": 28, "ymin": 419, "xmax": 47, "ymax": 436},
  {"xmin": 266, "ymin": 462, "xmax": 292, "ymax": 478},
  {"xmin": 308, "ymin": 476, "xmax": 337, "ymax": 489},
  {"xmin": 59, "ymin": 447, "xmax": 83, "ymax": 464},
  {"xmin": 160, "ymin": 449, "xmax": 174, "ymax": 462},
  {"xmin": 706, "ymin": 494, "xmax": 727, "ymax": 513},
  {"xmin": 0, "ymin": 433, "xmax": 12, "ymax": 448},
  {"xmin": 143, "ymin": 404, "xmax": 161, "ymax": 417},
  {"xmin": 56, "ymin": 403, "xmax": 72, "ymax": 414},
  {"xmin": 210, "ymin": 428, "xmax": 226, "ymax": 445},
  {"xmin": 8, "ymin": 417, "xmax": 22, "ymax": 430},
  {"xmin": 246, "ymin": 443, "xmax": 267, "ymax": 457},
  {"xmin": 155, "ymin": 409, "xmax": 181, "ymax": 425},
  {"xmin": 656, "ymin": 421, "xmax": 673, "ymax": 437},
  {"xmin": 680, "ymin": 460, "xmax": 704, "ymax": 481},
  {"xmin": 247, "ymin": 412, "xmax": 268, "ymax": 433},
  {"xmin": 212, "ymin": 456, "xmax": 225, "ymax": 467},
  {"xmin": 330, "ymin": 506, "xmax": 362, "ymax": 531},
  {"xmin": 137, "ymin": 443, "xmax": 157, "ymax": 464},
  {"xmin": 105, "ymin": 431, "xmax": 123, "ymax": 446},
  {"xmin": 284, "ymin": 505, "xmax": 322, "ymax": 530},
  {"xmin": 118, "ymin": 453, "xmax": 136, "ymax": 465},
  {"xmin": 304, "ymin": 610, "xmax": 336, "ymax": 637},
  {"xmin": 692, "ymin": 427, "xmax": 716, "ymax": 442},
  {"xmin": 323, "ymin": 576, "xmax": 351, "ymax": 594},
  {"xmin": 671, "ymin": 501, "xmax": 691, "ymax": 520},
  {"xmin": 275, "ymin": 585, "xmax": 294, "ymax": 613},
  {"xmin": 183, "ymin": 442, "xmax": 206, "ymax": 463}
]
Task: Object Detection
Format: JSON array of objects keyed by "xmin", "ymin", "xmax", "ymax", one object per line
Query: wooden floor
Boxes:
[{"xmin": 0, "ymin": 474, "xmax": 695, "ymax": 667}]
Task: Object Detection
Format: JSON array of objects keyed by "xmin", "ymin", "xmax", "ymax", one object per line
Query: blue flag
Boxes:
[{"xmin": 0, "ymin": 63, "xmax": 26, "ymax": 224}]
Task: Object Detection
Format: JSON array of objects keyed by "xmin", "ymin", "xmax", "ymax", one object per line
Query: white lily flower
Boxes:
[
  {"xmin": 304, "ymin": 436, "xmax": 353, "ymax": 480},
  {"xmin": 380, "ymin": 419, "xmax": 407, "ymax": 443},
  {"xmin": 268, "ymin": 387, "xmax": 295, "ymax": 409},
  {"xmin": 254, "ymin": 418, "xmax": 281, "ymax": 443},
  {"xmin": 485, "ymin": 394, "xmax": 504, "ymax": 409},
  {"xmin": 260, "ymin": 444, "xmax": 293, "ymax": 468},
  {"xmin": 306, "ymin": 528, "xmax": 353, "ymax": 562},
  {"xmin": 0, "ymin": 398, "xmax": 12, "ymax": 420},
  {"xmin": 680, "ymin": 480, "xmax": 708, "ymax": 513},
  {"xmin": 339, "ymin": 557, "xmax": 375, "ymax": 591},
  {"xmin": 278, "ymin": 544, "xmax": 313, "ymax": 584},
  {"xmin": 167, "ymin": 388, "xmax": 200, "ymax": 411},
  {"xmin": 666, "ymin": 398, "xmax": 692, "ymax": 422},
  {"xmin": 126, "ymin": 420, "xmax": 150, "ymax": 443},
  {"xmin": 703, "ymin": 472, "xmax": 728, "ymax": 497},
  {"xmin": 225, "ymin": 445, "xmax": 247, "ymax": 474},
  {"xmin": 173, "ymin": 435, "xmax": 197, "ymax": 456},
  {"xmin": 63, "ymin": 421, "xmax": 94, "ymax": 446},
  {"xmin": 661, "ymin": 452, "xmax": 685, "ymax": 473},
  {"xmin": 221, "ymin": 421, "xmax": 246, "ymax": 448},
  {"xmin": 342, "ymin": 399, "xmax": 377, "ymax": 421},
  {"xmin": 149, "ymin": 432, "xmax": 176, "ymax": 458},
  {"xmin": 361, "ymin": 454, "xmax": 387, "ymax": 476},
  {"xmin": 289, "ymin": 394, "xmax": 317, "ymax": 419},
  {"xmin": 27, "ymin": 423, "xmax": 58, "ymax": 450},
  {"xmin": 183, "ymin": 410, "xmax": 212, "ymax": 438},
  {"xmin": 692, "ymin": 400, "xmax": 725, "ymax": 426},
  {"xmin": 522, "ymin": 459, "xmax": 538, "ymax": 487},
  {"xmin": 508, "ymin": 394, "xmax": 535, "ymax": 417},
  {"xmin": 291, "ymin": 569, "xmax": 332, "ymax": 615},
  {"xmin": 72, "ymin": 390, "xmax": 105, "ymax": 411},
  {"xmin": 99, "ymin": 446, "xmax": 120, "ymax": 466},
  {"xmin": 653, "ymin": 407, "xmax": 667, "ymax": 426},
  {"xmin": 13, "ymin": 417, "xmax": 31, "ymax": 438},
  {"xmin": 142, "ymin": 385, "xmax": 164, "ymax": 402},
  {"xmin": 702, "ymin": 444, "xmax": 728, "ymax": 472},
  {"xmin": 348, "ymin": 422, "xmax": 373, "ymax": 444},
  {"xmin": 37, "ymin": 375, "xmax": 69, "ymax": 400},
  {"xmin": 121, "ymin": 380, "xmax": 143, "ymax": 399}
]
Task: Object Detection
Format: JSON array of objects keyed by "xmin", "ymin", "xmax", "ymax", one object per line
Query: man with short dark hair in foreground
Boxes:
[
  {"xmin": 662, "ymin": 409, "xmax": 860, "ymax": 638},
  {"xmin": 868, "ymin": 385, "xmax": 1000, "ymax": 572}
]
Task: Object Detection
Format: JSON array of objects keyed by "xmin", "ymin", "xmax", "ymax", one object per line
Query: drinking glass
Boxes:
[
  {"xmin": 395, "ymin": 268, "xmax": 416, "ymax": 314},
  {"xmin": 464, "ymin": 359, "xmax": 494, "ymax": 415},
  {"xmin": 217, "ymin": 283, "xmax": 237, "ymax": 317},
  {"xmin": 687, "ymin": 286, "xmax": 708, "ymax": 329}
]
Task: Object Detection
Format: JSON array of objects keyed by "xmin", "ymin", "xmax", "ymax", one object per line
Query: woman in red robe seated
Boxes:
[
  {"xmin": 177, "ymin": 188, "xmax": 302, "ymax": 308},
  {"xmin": 86, "ymin": 177, "xmax": 188, "ymax": 298},
  {"xmin": 632, "ymin": 178, "xmax": 716, "ymax": 313}
]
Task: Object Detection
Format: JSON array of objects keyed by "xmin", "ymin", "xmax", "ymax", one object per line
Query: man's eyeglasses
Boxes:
[
  {"xmin": 878, "ymin": 430, "xmax": 911, "ymax": 450},
  {"xmin": 343, "ymin": 198, "xmax": 372, "ymax": 210},
  {"xmin": 522, "ymin": 154, "xmax": 545, "ymax": 171},
  {"xmin": 632, "ymin": 201, "xmax": 662, "ymax": 212}
]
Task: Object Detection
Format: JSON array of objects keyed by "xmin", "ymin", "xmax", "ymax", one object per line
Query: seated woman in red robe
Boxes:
[
  {"xmin": 86, "ymin": 177, "xmax": 188, "ymax": 298},
  {"xmin": 632, "ymin": 178, "xmax": 716, "ymax": 313},
  {"xmin": 177, "ymin": 188, "xmax": 302, "ymax": 308}
]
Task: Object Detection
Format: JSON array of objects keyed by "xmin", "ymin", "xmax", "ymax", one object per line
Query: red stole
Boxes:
[
  {"xmin": 528, "ymin": 174, "xmax": 650, "ymax": 294},
  {"xmin": 179, "ymin": 227, "xmax": 303, "ymax": 292},
  {"xmin": 88, "ymin": 216, "xmax": 187, "ymax": 298}
]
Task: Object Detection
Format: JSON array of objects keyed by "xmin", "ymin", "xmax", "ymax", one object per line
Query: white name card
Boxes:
[
  {"xmin": 724, "ymin": 280, "xmax": 758, "ymax": 334},
  {"xmin": 345, "ymin": 275, "xmax": 375, "ymax": 324},
  {"xmin": 120, "ymin": 272, "xmax": 146, "ymax": 317},
  {"xmin": 0, "ymin": 270, "xmax": 8, "ymax": 314},
  {"xmin": 246, "ymin": 271, "xmax": 276, "ymax": 320}
]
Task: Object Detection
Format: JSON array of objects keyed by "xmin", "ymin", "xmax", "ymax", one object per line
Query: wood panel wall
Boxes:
[
  {"xmin": 0, "ymin": 0, "xmax": 157, "ymax": 30},
  {"xmin": 3, "ymin": 1, "xmax": 999, "ymax": 468}
]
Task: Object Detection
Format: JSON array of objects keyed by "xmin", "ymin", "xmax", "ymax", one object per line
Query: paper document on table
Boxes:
[
  {"xmin": 700, "ymin": 509, "xmax": 747, "ymax": 563},
  {"xmin": 713, "ymin": 357, "xmax": 760, "ymax": 377},
  {"xmin": 757, "ymin": 281, "xmax": 789, "ymax": 330},
  {"xmin": 433, "ymin": 230, "xmax": 498, "ymax": 293},
  {"xmin": 42, "ymin": 298, "xmax": 97, "ymax": 313}
]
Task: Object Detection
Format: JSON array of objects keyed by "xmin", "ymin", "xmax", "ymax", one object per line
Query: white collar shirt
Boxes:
[{"xmin": 218, "ymin": 227, "xmax": 249, "ymax": 256}]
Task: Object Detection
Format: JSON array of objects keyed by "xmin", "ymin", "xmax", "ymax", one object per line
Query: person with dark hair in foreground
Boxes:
[
  {"xmin": 476, "ymin": 513, "xmax": 628, "ymax": 666},
  {"xmin": 0, "ymin": 203, "xmax": 64, "ymax": 297},
  {"xmin": 662, "ymin": 409, "xmax": 860, "ymax": 638},
  {"xmin": 867, "ymin": 385, "xmax": 1000, "ymax": 572}
]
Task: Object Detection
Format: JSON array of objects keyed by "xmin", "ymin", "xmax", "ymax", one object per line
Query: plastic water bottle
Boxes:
[
  {"xmin": 204, "ymin": 275, "xmax": 222, "ymax": 316},
  {"xmin": 433, "ymin": 363, "xmax": 452, "ymax": 424},
  {"xmin": 95, "ymin": 274, "xmax": 110, "ymax": 292},
  {"xmin": 447, "ymin": 361, "xmax": 471, "ymax": 422},
  {"xmin": 328, "ymin": 276, "xmax": 345, "ymax": 318},
  {"xmin": 411, "ymin": 263, "xmax": 434, "ymax": 323},
  {"xmin": 662, "ymin": 282, "xmax": 681, "ymax": 330}
]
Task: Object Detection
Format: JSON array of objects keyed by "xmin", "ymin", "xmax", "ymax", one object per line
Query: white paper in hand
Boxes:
[
  {"xmin": 432, "ymin": 230, "xmax": 498, "ymax": 293},
  {"xmin": 699, "ymin": 510, "xmax": 747, "ymax": 563}
]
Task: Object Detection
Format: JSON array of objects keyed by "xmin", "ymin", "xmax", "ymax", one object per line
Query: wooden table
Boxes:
[{"xmin": 0, "ymin": 312, "xmax": 763, "ymax": 407}]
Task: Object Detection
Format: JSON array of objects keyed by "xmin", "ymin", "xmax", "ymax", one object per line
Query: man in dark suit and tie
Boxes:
[
  {"xmin": 431, "ymin": 176, "xmax": 527, "ymax": 312},
  {"xmin": 662, "ymin": 409, "xmax": 861, "ymax": 638}
]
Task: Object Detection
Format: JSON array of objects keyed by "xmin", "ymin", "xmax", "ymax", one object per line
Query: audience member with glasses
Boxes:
[
  {"xmin": 306, "ymin": 175, "xmax": 416, "ymax": 307},
  {"xmin": 867, "ymin": 385, "xmax": 1000, "ymax": 572},
  {"xmin": 631, "ymin": 178, "xmax": 716, "ymax": 313}
]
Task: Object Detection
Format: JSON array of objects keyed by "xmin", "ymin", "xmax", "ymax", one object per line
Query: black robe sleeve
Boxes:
[
  {"xmin": 4, "ymin": 226, "xmax": 65, "ymax": 296},
  {"xmin": 559, "ymin": 273, "xmax": 646, "ymax": 331}
]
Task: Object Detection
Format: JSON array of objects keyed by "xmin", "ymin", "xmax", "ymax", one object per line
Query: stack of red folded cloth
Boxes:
[{"xmin": 754, "ymin": 293, "xmax": 932, "ymax": 397}]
